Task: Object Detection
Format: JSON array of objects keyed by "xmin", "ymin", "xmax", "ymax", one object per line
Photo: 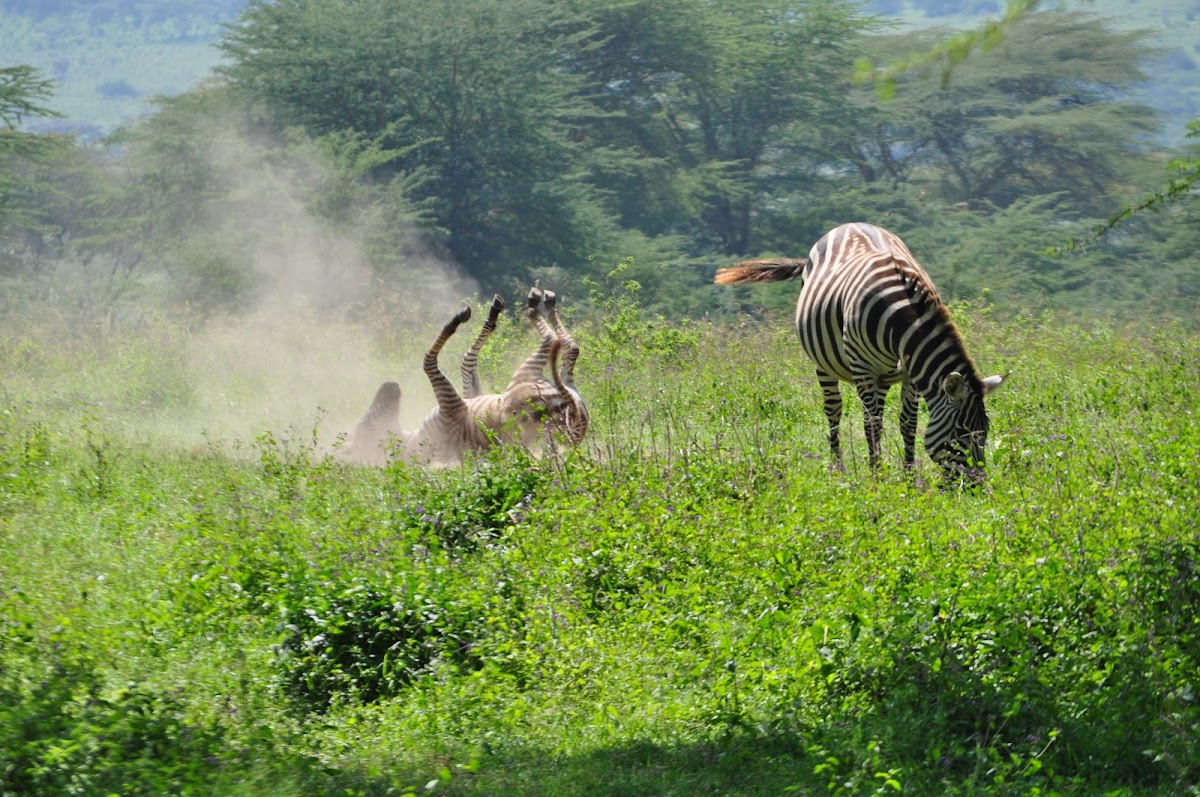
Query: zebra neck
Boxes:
[{"xmin": 900, "ymin": 318, "xmax": 980, "ymax": 401}]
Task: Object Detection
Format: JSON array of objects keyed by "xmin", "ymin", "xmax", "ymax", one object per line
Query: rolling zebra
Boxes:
[
  {"xmin": 331, "ymin": 288, "xmax": 588, "ymax": 465},
  {"xmin": 716, "ymin": 222, "xmax": 1008, "ymax": 480}
]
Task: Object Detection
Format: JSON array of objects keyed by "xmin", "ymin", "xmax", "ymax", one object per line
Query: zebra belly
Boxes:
[
  {"xmin": 795, "ymin": 291, "xmax": 903, "ymax": 386},
  {"xmin": 795, "ymin": 289, "xmax": 852, "ymax": 380}
]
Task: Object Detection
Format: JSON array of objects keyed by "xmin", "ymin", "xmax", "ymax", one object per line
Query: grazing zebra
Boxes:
[
  {"xmin": 331, "ymin": 289, "xmax": 588, "ymax": 465},
  {"xmin": 716, "ymin": 222, "xmax": 1008, "ymax": 481}
]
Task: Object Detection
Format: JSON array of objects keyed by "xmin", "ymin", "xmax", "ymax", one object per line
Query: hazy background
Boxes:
[
  {"xmin": 4, "ymin": 0, "xmax": 1197, "ymax": 145},
  {"xmin": 174, "ymin": 124, "xmax": 481, "ymax": 445},
  {"xmin": 2, "ymin": 0, "xmax": 1198, "ymax": 453}
]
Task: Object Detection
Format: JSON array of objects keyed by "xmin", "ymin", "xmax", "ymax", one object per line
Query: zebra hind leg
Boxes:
[
  {"xmin": 423, "ymin": 306, "xmax": 472, "ymax": 412},
  {"xmin": 817, "ymin": 372, "xmax": 845, "ymax": 472},
  {"xmin": 542, "ymin": 289, "xmax": 579, "ymax": 388},
  {"xmin": 505, "ymin": 286, "xmax": 556, "ymax": 390},
  {"xmin": 853, "ymin": 378, "xmax": 887, "ymax": 469}
]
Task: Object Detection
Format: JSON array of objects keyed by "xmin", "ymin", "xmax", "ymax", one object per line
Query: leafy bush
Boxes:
[
  {"xmin": 272, "ymin": 567, "xmax": 488, "ymax": 713},
  {"xmin": 0, "ymin": 640, "xmax": 229, "ymax": 796},
  {"xmin": 0, "ymin": 402, "xmax": 53, "ymax": 518},
  {"xmin": 392, "ymin": 444, "xmax": 551, "ymax": 550},
  {"xmin": 2, "ymin": 301, "xmax": 1199, "ymax": 796}
]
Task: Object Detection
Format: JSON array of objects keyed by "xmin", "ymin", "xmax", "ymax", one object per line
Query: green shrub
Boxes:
[
  {"xmin": 272, "ymin": 567, "xmax": 487, "ymax": 713},
  {"xmin": 391, "ymin": 444, "xmax": 551, "ymax": 550},
  {"xmin": 0, "ymin": 643, "xmax": 229, "ymax": 796}
]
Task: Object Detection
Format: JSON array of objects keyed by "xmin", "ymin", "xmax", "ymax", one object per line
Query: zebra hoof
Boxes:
[
  {"xmin": 449, "ymin": 305, "xmax": 472, "ymax": 329},
  {"xmin": 489, "ymin": 293, "xmax": 505, "ymax": 316},
  {"xmin": 527, "ymin": 285, "xmax": 543, "ymax": 309},
  {"xmin": 543, "ymin": 290, "xmax": 557, "ymax": 311}
]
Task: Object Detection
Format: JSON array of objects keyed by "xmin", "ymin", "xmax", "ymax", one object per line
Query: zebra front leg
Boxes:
[
  {"xmin": 899, "ymin": 378, "xmax": 920, "ymax": 468},
  {"xmin": 817, "ymin": 371, "xmax": 845, "ymax": 471},
  {"xmin": 461, "ymin": 294, "xmax": 504, "ymax": 398},
  {"xmin": 854, "ymin": 378, "xmax": 886, "ymax": 469}
]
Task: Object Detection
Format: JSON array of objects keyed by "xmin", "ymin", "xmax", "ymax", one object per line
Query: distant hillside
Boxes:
[
  {"xmin": 3, "ymin": 0, "xmax": 1197, "ymax": 145},
  {"xmin": 0, "ymin": 0, "xmax": 246, "ymax": 139}
]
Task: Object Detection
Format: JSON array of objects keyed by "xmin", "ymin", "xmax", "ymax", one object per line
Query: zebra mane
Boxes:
[
  {"xmin": 925, "ymin": 293, "xmax": 984, "ymax": 389},
  {"xmin": 886, "ymin": 252, "xmax": 983, "ymax": 388}
]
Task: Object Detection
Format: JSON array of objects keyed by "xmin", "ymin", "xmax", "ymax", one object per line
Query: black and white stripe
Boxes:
[
  {"xmin": 332, "ymin": 288, "xmax": 588, "ymax": 466},
  {"xmin": 461, "ymin": 295, "xmax": 505, "ymax": 399},
  {"xmin": 718, "ymin": 222, "xmax": 1008, "ymax": 480}
]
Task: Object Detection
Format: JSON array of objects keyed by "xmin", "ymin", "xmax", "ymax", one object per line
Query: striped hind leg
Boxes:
[
  {"xmin": 461, "ymin": 294, "xmax": 504, "ymax": 398},
  {"xmin": 424, "ymin": 306, "xmax": 471, "ymax": 422},
  {"xmin": 853, "ymin": 374, "xmax": 887, "ymax": 469},
  {"xmin": 542, "ymin": 290, "xmax": 579, "ymax": 387},
  {"xmin": 817, "ymin": 370, "xmax": 845, "ymax": 470}
]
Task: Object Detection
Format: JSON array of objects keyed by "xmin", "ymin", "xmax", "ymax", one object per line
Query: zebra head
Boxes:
[
  {"xmin": 493, "ymin": 337, "xmax": 589, "ymax": 448},
  {"xmin": 548, "ymin": 335, "xmax": 589, "ymax": 445},
  {"xmin": 929, "ymin": 370, "xmax": 1010, "ymax": 483}
]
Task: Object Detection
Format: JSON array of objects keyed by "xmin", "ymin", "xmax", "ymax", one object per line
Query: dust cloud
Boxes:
[{"xmin": 173, "ymin": 124, "xmax": 479, "ymax": 451}]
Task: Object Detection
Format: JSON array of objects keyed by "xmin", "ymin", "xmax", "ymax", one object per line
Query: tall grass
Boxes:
[{"xmin": 0, "ymin": 296, "xmax": 1197, "ymax": 796}]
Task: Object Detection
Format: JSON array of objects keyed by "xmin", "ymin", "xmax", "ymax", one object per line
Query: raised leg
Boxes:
[
  {"xmin": 543, "ymin": 290, "xmax": 579, "ymax": 388},
  {"xmin": 547, "ymin": 337, "xmax": 589, "ymax": 444},
  {"xmin": 461, "ymin": 294, "xmax": 504, "ymax": 398},
  {"xmin": 505, "ymin": 286, "xmax": 556, "ymax": 390},
  {"xmin": 424, "ymin": 306, "xmax": 471, "ymax": 421},
  {"xmin": 817, "ymin": 370, "xmax": 844, "ymax": 470},
  {"xmin": 528, "ymin": 286, "xmax": 556, "ymax": 339}
]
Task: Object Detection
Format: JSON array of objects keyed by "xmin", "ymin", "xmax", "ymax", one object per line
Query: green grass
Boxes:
[{"xmin": 1, "ymin": 298, "xmax": 1198, "ymax": 796}]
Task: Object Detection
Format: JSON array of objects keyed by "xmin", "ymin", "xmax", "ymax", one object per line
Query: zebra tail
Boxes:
[{"xmin": 714, "ymin": 258, "xmax": 807, "ymax": 285}]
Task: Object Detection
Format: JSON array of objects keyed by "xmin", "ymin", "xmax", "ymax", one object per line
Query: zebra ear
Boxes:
[
  {"xmin": 942, "ymin": 372, "xmax": 968, "ymax": 403},
  {"xmin": 982, "ymin": 370, "xmax": 1011, "ymax": 396}
]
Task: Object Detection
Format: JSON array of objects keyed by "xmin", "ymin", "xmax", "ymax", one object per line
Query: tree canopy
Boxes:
[
  {"xmin": 0, "ymin": 65, "xmax": 66, "ymax": 270},
  {"xmin": 2, "ymin": 1, "xmax": 1196, "ymax": 318}
]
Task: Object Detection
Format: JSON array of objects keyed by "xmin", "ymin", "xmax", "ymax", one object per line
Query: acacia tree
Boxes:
[
  {"xmin": 220, "ymin": 0, "xmax": 626, "ymax": 286},
  {"xmin": 733, "ymin": 7, "xmax": 1190, "ymax": 316},
  {"xmin": 854, "ymin": 0, "xmax": 1199, "ymax": 247},
  {"xmin": 0, "ymin": 65, "xmax": 58, "ymax": 131},
  {"xmin": 0, "ymin": 65, "xmax": 66, "ymax": 272},
  {"xmin": 833, "ymin": 12, "xmax": 1161, "ymax": 215},
  {"xmin": 566, "ymin": 0, "xmax": 876, "ymax": 256}
]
